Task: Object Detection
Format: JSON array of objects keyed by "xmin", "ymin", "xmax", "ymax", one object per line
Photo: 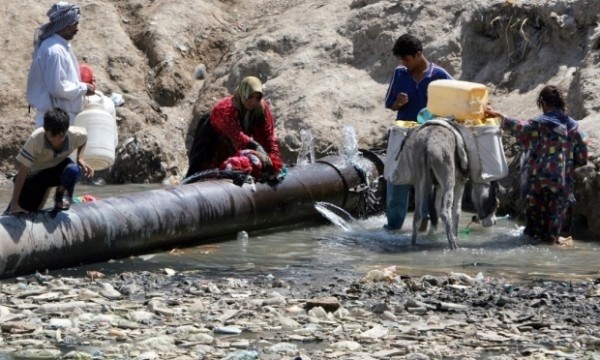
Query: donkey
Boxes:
[{"xmin": 401, "ymin": 120, "xmax": 499, "ymax": 249}]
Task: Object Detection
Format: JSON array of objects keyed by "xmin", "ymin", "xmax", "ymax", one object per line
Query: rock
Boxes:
[
  {"xmin": 267, "ymin": 342, "xmax": 298, "ymax": 354},
  {"xmin": 223, "ymin": 350, "xmax": 259, "ymax": 360},
  {"xmin": 0, "ymin": 321, "xmax": 38, "ymax": 334},
  {"xmin": 437, "ymin": 302, "xmax": 468, "ymax": 312},
  {"xmin": 147, "ymin": 300, "xmax": 176, "ymax": 316},
  {"xmin": 213, "ymin": 326, "xmax": 242, "ymax": 335},
  {"xmin": 129, "ymin": 310, "xmax": 155, "ymax": 324},
  {"xmin": 278, "ymin": 316, "xmax": 302, "ymax": 329},
  {"xmin": 307, "ymin": 306, "xmax": 329, "ymax": 320},
  {"xmin": 194, "ymin": 64, "xmax": 207, "ymax": 80},
  {"xmin": 63, "ymin": 351, "xmax": 94, "ymax": 359},
  {"xmin": 359, "ymin": 325, "xmax": 388, "ymax": 339},
  {"xmin": 37, "ymin": 301, "xmax": 88, "ymax": 314},
  {"xmin": 12, "ymin": 349, "xmax": 63, "ymax": 359},
  {"xmin": 330, "ymin": 340, "xmax": 362, "ymax": 351},
  {"xmin": 48, "ymin": 318, "xmax": 73, "ymax": 329},
  {"xmin": 99, "ymin": 282, "xmax": 122, "ymax": 300},
  {"xmin": 305, "ymin": 296, "xmax": 341, "ymax": 312},
  {"xmin": 381, "ymin": 310, "xmax": 398, "ymax": 321}
]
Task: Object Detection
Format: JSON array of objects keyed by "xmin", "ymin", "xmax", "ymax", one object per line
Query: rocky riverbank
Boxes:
[{"xmin": 1, "ymin": 267, "xmax": 599, "ymax": 359}]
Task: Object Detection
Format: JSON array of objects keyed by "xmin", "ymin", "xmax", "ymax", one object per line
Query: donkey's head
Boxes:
[{"xmin": 470, "ymin": 181, "xmax": 499, "ymax": 227}]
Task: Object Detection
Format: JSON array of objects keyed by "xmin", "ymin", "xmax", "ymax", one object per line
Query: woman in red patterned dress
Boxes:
[{"xmin": 187, "ymin": 76, "xmax": 284, "ymax": 183}]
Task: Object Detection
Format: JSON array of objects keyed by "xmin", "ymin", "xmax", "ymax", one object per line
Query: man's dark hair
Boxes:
[
  {"xmin": 43, "ymin": 108, "xmax": 70, "ymax": 135},
  {"xmin": 392, "ymin": 34, "xmax": 423, "ymax": 57}
]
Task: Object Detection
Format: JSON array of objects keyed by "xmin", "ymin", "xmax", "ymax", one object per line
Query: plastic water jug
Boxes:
[
  {"xmin": 84, "ymin": 91, "xmax": 116, "ymax": 119},
  {"xmin": 384, "ymin": 121, "xmax": 420, "ymax": 185},
  {"xmin": 453, "ymin": 120, "xmax": 508, "ymax": 183},
  {"xmin": 83, "ymin": 91, "xmax": 118, "ymax": 145},
  {"xmin": 74, "ymin": 102, "xmax": 117, "ymax": 171},
  {"xmin": 427, "ymin": 80, "xmax": 488, "ymax": 121}
]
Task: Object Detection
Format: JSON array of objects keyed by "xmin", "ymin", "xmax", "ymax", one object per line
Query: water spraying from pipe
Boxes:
[
  {"xmin": 314, "ymin": 202, "xmax": 360, "ymax": 231},
  {"xmin": 296, "ymin": 128, "xmax": 315, "ymax": 166}
]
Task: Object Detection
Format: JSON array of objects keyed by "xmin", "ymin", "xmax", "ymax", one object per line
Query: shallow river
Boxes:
[{"xmin": 0, "ymin": 182, "xmax": 598, "ymax": 282}]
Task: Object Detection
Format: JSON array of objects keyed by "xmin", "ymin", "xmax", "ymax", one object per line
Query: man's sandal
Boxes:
[{"xmin": 54, "ymin": 191, "xmax": 71, "ymax": 211}]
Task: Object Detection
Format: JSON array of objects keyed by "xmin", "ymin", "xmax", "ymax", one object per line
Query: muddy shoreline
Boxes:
[{"xmin": 0, "ymin": 267, "xmax": 599, "ymax": 359}]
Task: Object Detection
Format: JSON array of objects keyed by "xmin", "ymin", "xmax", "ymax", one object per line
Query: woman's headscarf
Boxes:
[
  {"xmin": 233, "ymin": 76, "xmax": 265, "ymax": 133},
  {"xmin": 535, "ymin": 110, "xmax": 578, "ymax": 137},
  {"xmin": 33, "ymin": 2, "xmax": 81, "ymax": 50}
]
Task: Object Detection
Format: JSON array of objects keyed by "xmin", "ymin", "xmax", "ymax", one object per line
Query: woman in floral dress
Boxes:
[{"xmin": 486, "ymin": 85, "xmax": 588, "ymax": 244}]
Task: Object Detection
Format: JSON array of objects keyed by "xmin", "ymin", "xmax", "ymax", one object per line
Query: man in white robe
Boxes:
[{"xmin": 27, "ymin": 2, "xmax": 96, "ymax": 128}]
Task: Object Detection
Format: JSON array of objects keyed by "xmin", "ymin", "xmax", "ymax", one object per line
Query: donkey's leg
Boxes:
[
  {"xmin": 412, "ymin": 179, "xmax": 424, "ymax": 246},
  {"xmin": 441, "ymin": 188, "xmax": 458, "ymax": 250},
  {"xmin": 452, "ymin": 180, "xmax": 465, "ymax": 237},
  {"xmin": 431, "ymin": 183, "xmax": 443, "ymax": 234},
  {"xmin": 436, "ymin": 165, "xmax": 458, "ymax": 250}
]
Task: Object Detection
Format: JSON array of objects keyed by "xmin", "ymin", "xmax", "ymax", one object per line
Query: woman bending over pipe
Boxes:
[{"xmin": 186, "ymin": 76, "xmax": 284, "ymax": 185}]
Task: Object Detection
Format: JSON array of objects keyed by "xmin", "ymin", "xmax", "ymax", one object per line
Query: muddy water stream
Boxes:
[{"xmin": 0, "ymin": 182, "xmax": 597, "ymax": 282}]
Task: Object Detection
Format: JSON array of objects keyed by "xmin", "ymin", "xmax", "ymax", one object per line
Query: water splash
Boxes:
[
  {"xmin": 337, "ymin": 125, "xmax": 382, "ymax": 216},
  {"xmin": 237, "ymin": 231, "xmax": 249, "ymax": 253},
  {"xmin": 339, "ymin": 124, "xmax": 373, "ymax": 180},
  {"xmin": 296, "ymin": 128, "xmax": 315, "ymax": 166},
  {"xmin": 314, "ymin": 202, "xmax": 359, "ymax": 231},
  {"xmin": 340, "ymin": 125, "xmax": 359, "ymax": 165}
]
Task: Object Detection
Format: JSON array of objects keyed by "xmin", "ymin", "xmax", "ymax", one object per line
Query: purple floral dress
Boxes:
[{"xmin": 502, "ymin": 110, "xmax": 588, "ymax": 242}]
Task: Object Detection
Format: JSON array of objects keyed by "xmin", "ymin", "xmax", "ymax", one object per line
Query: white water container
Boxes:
[
  {"xmin": 74, "ymin": 102, "xmax": 117, "ymax": 171},
  {"xmin": 470, "ymin": 121, "xmax": 508, "ymax": 182},
  {"xmin": 427, "ymin": 80, "xmax": 488, "ymax": 121},
  {"xmin": 454, "ymin": 118, "xmax": 508, "ymax": 183},
  {"xmin": 84, "ymin": 91, "xmax": 118, "ymax": 146},
  {"xmin": 384, "ymin": 120, "xmax": 419, "ymax": 185},
  {"xmin": 84, "ymin": 91, "xmax": 116, "ymax": 119}
]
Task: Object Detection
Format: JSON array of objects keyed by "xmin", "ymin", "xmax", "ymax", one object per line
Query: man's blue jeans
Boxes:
[{"xmin": 385, "ymin": 182, "xmax": 429, "ymax": 230}]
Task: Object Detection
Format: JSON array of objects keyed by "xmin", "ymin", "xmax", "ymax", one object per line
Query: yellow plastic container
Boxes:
[
  {"xmin": 393, "ymin": 120, "xmax": 420, "ymax": 128},
  {"xmin": 460, "ymin": 116, "xmax": 502, "ymax": 127},
  {"xmin": 427, "ymin": 80, "xmax": 488, "ymax": 121}
]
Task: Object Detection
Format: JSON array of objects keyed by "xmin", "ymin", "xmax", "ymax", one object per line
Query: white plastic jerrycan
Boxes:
[{"xmin": 74, "ymin": 95, "xmax": 118, "ymax": 171}]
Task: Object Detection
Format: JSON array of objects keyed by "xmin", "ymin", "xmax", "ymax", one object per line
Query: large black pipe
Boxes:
[{"xmin": 0, "ymin": 152, "xmax": 385, "ymax": 278}]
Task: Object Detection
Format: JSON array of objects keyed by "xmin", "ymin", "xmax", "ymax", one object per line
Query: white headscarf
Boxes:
[{"xmin": 33, "ymin": 2, "xmax": 81, "ymax": 50}]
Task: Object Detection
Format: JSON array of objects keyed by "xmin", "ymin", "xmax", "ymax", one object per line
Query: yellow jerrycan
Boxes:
[{"xmin": 427, "ymin": 80, "xmax": 488, "ymax": 121}]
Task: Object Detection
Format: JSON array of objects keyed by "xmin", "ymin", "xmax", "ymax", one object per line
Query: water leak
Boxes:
[
  {"xmin": 314, "ymin": 201, "xmax": 357, "ymax": 231},
  {"xmin": 340, "ymin": 124, "xmax": 360, "ymax": 166},
  {"xmin": 296, "ymin": 128, "xmax": 315, "ymax": 166}
]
